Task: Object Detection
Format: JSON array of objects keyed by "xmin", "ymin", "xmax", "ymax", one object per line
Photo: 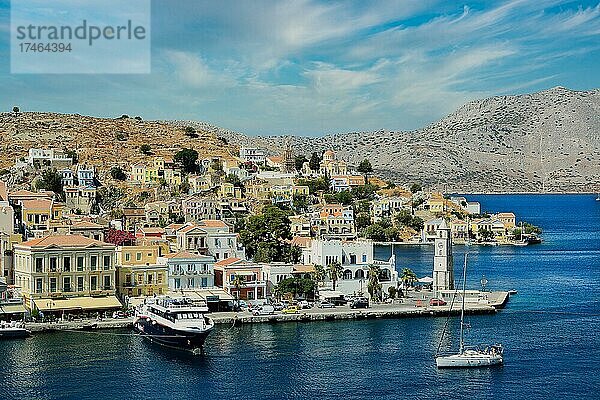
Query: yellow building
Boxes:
[
  {"xmin": 116, "ymin": 245, "xmax": 168, "ymax": 297},
  {"xmin": 13, "ymin": 235, "xmax": 121, "ymax": 315},
  {"xmin": 130, "ymin": 157, "xmax": 182, "ymax": 186}
]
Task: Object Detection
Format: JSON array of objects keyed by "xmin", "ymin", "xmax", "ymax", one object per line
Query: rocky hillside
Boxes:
[
  {"xmin": 0, "ymin": 112, "xmax": 235, "ymax": 174},
  {"xmin": 217, "ymin": 87, "xmax": 600, "ymax": 192}
]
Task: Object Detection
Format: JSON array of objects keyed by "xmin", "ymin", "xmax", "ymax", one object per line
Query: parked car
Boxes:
[
  {"xmin": 350, "ymin": 297, "xmax": 369, "ymax": 309},
  {"xmin": 317, "ymin": 301, "xmax": 335, "ymax": 308},
  {"xmin": 429, "ymin": 298, "xmax": 447, "ymax": 306},
  {"xmin": 272, "ymin": 303, "xmax": 285, "ymax": 311},
  {"xmin": 298, "ymin": 300, "xmax": 311, "ymax": 309},
  {"xmin": 252, "ymin": 305, "xmax": 275, "ymax": 316},
  {"xmin": 282, "ymin": 306, "xmax": 299, "ymax": 314}
]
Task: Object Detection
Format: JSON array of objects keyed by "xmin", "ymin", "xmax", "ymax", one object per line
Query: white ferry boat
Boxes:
[
  {"xmin": 134, "ymin": 296, "xmax": 214, "ymax": 354},
  {"xmin": 0, "ymin": 321, "xmax": 31, "ymax": 339}
]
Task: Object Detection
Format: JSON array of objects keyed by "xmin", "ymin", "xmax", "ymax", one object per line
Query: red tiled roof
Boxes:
[
  {"xmin": 21, "ymin": 199, "xmax": 53, "ymax": 210},
  {"xmin": 17, "ymin": 235, "xmax": 114, "ymax": 249},
  {"xmin": 199, "ymin": 220, "xmax": 228, "ymax": 228},
  {"xmin": 215, "ymin": 257, "xmax": 242, "ymax": 267}
]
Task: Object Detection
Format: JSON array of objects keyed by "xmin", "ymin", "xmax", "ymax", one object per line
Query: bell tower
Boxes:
[{"xmin": 433, "ymin": 219, "xmax": 454, "ymax": 297}]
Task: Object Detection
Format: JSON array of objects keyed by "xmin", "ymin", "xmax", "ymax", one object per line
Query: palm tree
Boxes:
[
  {"xmin": 400, "ymin": 268, "xmax": 417, "ymax": 294},
  {"xmin": 312, "ymin": 264, "xmax": 325, "ymax": 299},
  {"xmin": 327, "ymin": 261, "xmax": 343, "ymax": 291},
  {"xmin": 367, "ymin": 264, "xmax": 382, "ymax": 302},
  {"xmin": 231, "ymin": 275, "xmax": 246, "ymax": 309}
]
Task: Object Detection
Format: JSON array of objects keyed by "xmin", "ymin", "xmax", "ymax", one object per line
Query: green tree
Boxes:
[
  {"xmin": 64, "ymin": 149, "xmax": 78, "ymax": 164},
  {"xmin": 139, "ymin": 144, "xmax": 152, "ymax": 155},
  {"xmin": 387, "ymin": 286, "xmax": 397, "ymax": 299},
  {"xmin": 410, "ymin": 183, "xmax": 422, "ymax": 193},
  {"xmin": 395, "ymin": 209, "xmax": 424, "ymax": 231},
  {"xmin": 367, "ymin": 264, "xmax": 382, "ymax": 302},
  {"xmin": 309, "ymin": 152, "xmax": 321, "ymax": 171},
  {"xmin": 400, "ymin": 268, "xmax": 417, "ymax": 293},
  {"xmin": 355, "ymin": 212, "xmax": 371, "ymax": 231},
  {"xmin": 357, "ymin": 159, "xmax": 373, "ymax": 184},
  {"xmin": 294, "ymin": 155, "xmax": 308, "ymax": 172},
  {"xmin": 351, "ymin": 184, "xmax": 377, "ymax": 201},
  {"xmin": 231, "ymin": 275, "xmax": 247, "ymax": 308},
  {"xmin": 292, "ymin": 194, "xmax": 310, "ymax": 213},
  {"xmin": 12, "ymin": 106, "xmax": 20, "ymax": 113},
  {"xmin": 239, "ymin": 205, "xmax": 297, "ymax": 263},
  {"xmin": 297, "ymin": 177, "xmax": 330, "ymax": 194},
  {"xmin": 174, "ymin": 148, "xmax": 199, "ymax": 173},
  {"xmin": 479, "ymin": 228, "xmax": 494, "ymax": 241},
  {"xmin": 225, "ymin": 173, "xmax": 243, "ymax": 187},
  {"xmin": 35, "ymin": 169, "xmax": 64, "ymax": 200},
  {"xmin": 312, "ymin": 264, "xmax": 325, "ymax": 298},
  {"xmin": 110, "ymin": 166, "xmax": 127, "ymax": 181},
  {"xmin": 327, "ymin": 261, "xmax": 343, "ymax": 291}
]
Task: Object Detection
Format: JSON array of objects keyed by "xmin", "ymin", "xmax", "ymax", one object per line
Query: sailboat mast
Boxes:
[{"xmin": 459, "ymin": 253, "xmax": 468, "ymax": 354}]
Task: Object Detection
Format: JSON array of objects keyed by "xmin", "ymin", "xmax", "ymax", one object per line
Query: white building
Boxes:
[
  {"xmin": 239, "ymin": 147, "xmax": 266, "ymax": 165},
  {"xmin": 159, "ymin": 251, "xmax": 216, "ymax": 291}
]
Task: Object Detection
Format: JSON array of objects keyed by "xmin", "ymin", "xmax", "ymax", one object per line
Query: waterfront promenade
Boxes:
[{"xmin": 24, "ymin": 291, "xmax": 509, "ymax": 332}]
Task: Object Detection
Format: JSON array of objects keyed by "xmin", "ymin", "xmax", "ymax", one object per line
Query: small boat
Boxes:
[
  {"xmin": 513, "ymin": 241, "xmax": 528, "ymax": 247},
  {"xmin": 134, "ymin": 296, "xmax": 214, "ymax": 355},
  {"xmin": 596, "ymin": 193, "xmax": 600, "ymax": 201},
  {"xmin": 435, "ymin": 254, "xmax": 503, "ymax": 368},
  {"xmin": 508, "ymin": 290, "xmax": 518, "ymax": 295},
  {"xmin": 0, "ymin": 322, "xmax": 31, "ymax": 339}
]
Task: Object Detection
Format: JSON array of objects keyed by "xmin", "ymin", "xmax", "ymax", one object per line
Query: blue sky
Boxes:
[{"xmin": 0, "ymin": 0, "xmax": 599, "ymax": 136}]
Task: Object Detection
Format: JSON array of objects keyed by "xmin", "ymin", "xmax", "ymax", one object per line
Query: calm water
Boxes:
[{"xmin": 1, "ymin": 195, "xmax": 599, "ymax": 400}]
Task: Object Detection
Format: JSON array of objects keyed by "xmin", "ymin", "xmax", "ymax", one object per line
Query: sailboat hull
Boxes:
[{"xmin": 436, "ymin": 352, "xmax": 503, "ymax": 368}]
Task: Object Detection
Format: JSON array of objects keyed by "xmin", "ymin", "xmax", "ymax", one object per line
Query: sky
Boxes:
[{"xmin": 0, "ymin": 0, "xmax": 599, "ymax": 136}]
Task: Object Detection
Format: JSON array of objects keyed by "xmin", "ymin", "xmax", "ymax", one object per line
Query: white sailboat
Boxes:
[{"xmin": 435, "ymin": 254, "xmax": 504, "ymax": 368}]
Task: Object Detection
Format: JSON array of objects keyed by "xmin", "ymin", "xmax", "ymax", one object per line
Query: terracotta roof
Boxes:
[
  {"xmin": 9, "ymin": 190, "xmax": 53, "ymax": 198},
  {"xmin": 163, "ymin": 251, "xmax": 208, "ymax": 259},
  {"xmin": 267, "ymin": 156, "xmax": 283, "ymax": 164},
  {"xmin": 21, "ymin": 199, "xmax": 53, "ymax": 210},
  {"xmin": 17, "ymin": 235, "xmax": 114, "ymax": 249},
  {"xmin": 179, "ymin": 224, "xmax": 201, "ymax": 233},
  {"xmin": 215, "ymin": 257, "xmax": 242, "ymax": 267},
  {"xmin": 198, "ymin": 220, "xmax": 228, "ymax": 228},
  {"xmin": 164, "ymin": 223, "xmax": 185, "ymax": 230}
]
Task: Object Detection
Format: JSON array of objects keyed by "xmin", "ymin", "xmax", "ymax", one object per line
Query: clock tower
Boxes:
[{"xmin": 433, "ymin": 219, "xmax": 454, "ymax": 297}]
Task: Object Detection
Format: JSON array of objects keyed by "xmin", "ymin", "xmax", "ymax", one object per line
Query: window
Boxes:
[
  {"xmin": 35, "ymin": 258, "xmax": 43, "ymax": 273},
  {"xmin": 174, "ymin": 278, "xmax": 181, "ymax": 289},
  {"xmin": 103, "ymin": 275, "xmax": 111, "ymax": 290},
  {"xmin": 63, "ymin": 277, "xmax": 71, "ymax": 292},
  {"xmin": 147, "ymin": 275, "xmax": 153, "ymax": 284},
  {"xmin": 50, "ymin": 278, "xmax": 57, "ymax": 292},
  {"xmin": 362, "ymin": 254, "xmax": 367, "ymax": 263},
  {"xmin": 247, "ymin": 291, "xmax": 254, "ymax": 300},
  {"xmin": 103, "ymin": 255, "xmax": 111, "ymax": 270},
  {"xmin": 90, "ymin": 276, "xmax": 97, "ymax": 291},
  {"xmin": 35, "ymin": 278, "xmax": 43, "ymax": 293},
  {"xmin": 201, "ymin": 277, "xmax": 207, "ymax": 287},
  {"xmin": 224, "ymin": 252, "xmax": 229, "ymax": 259},
  {"xmin": 157, "ymin": 274, "xmax": 163, "ymax": 284},
  {"xmin": 77, "ymin": 276, "xmax": 84, "ymax": 292},
  {"xmin": 136, "ymin": 252, "xmax": 142, "ymax": 261},
  {"xmin": 49, "ymin": 257, "xmax": 57, "ymax": 272},
  {"xmin": 64, "ymin": 257, "xmax": 71, "ymax": 272},
  {"xmin": 77, "ymin": 256, "xmax": 84, "ymax": 271},
  {"xmin": 90, "ymin": 256, "xmax": 97, "ymax": 271},
  {"xmin": 125, "ymin": 253, "xmax": 131, "ymax": 262}
]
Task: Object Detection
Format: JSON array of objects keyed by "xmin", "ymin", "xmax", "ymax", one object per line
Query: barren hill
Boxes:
[
  {"xmin": 0, "ymin": 112, "xmax": 235, "ymax": 174},
  {"xmin": 216, "ymin": 87, "xmax": 600, "ymax": 192}
]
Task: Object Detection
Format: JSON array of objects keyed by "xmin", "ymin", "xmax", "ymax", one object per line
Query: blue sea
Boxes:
[{"xmin": 1, "ymin": 195, "xmax": 599, "ymax": 400}]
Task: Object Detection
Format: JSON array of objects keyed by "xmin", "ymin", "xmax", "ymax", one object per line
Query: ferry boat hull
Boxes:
[
  {"xmin": 0, "ymin": 327, "xmax": 31, "ymax": 339},
  {"xmin": 134, "ymin": 316, "xmax": 212, "ymax": 352}
]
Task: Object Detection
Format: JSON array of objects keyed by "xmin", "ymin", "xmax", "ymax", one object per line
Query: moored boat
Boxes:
[
  {"xmin": 435, "ymin": 254, "xmax": 504, "ymax": 368},
  {"xmin": 134, "ymin": 296, "xmax": 214, "ymax": 354},
  {"xmin": 0, "ymin": 321, "xmax": 31, "ymax": 339}
]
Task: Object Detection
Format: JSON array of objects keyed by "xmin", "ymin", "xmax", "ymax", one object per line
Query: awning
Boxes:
[
  {"xmin": 167, "ymin": 289, "xmax": 234, "ymax": 302},
  {"xmin": 0, "ymin": 303, "xmax": 28, "ymax": 314},
  {"xmin": 34, "ymin": 296, "xmax": 122, "ymax": 312},
  {"xmin": 418, "ymin": 276, "xmax": 434, "ymax": 284}
]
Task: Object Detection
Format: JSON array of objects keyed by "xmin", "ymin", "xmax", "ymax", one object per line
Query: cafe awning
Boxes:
[
  {"xmin": 34, "ymin": 296, "xmax": 122, "ymax": 312},
  {"xmin": 0, "ymin": 303, "xmax": 28, "ymax": 314}
]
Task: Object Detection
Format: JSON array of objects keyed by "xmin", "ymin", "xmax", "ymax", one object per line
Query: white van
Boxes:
[{"xmin": 252, "ymin": 304, "xmax": 275, "ymax": 315}]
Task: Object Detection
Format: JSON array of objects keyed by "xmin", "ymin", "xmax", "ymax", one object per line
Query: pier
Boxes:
[{"xmin": 24, "ymin": 291, "xmax": 510, "ymax": 332}]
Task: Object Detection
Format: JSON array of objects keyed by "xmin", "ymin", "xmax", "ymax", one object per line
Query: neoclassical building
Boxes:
[{"xmin": 13, "ymin": 235, "xmax": 121, "ymax": 315}]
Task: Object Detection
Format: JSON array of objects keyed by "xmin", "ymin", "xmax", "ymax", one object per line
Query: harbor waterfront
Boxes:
[{"xmin": 1, "ymin": 194, "xmax": 599, "ymax": 399}]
